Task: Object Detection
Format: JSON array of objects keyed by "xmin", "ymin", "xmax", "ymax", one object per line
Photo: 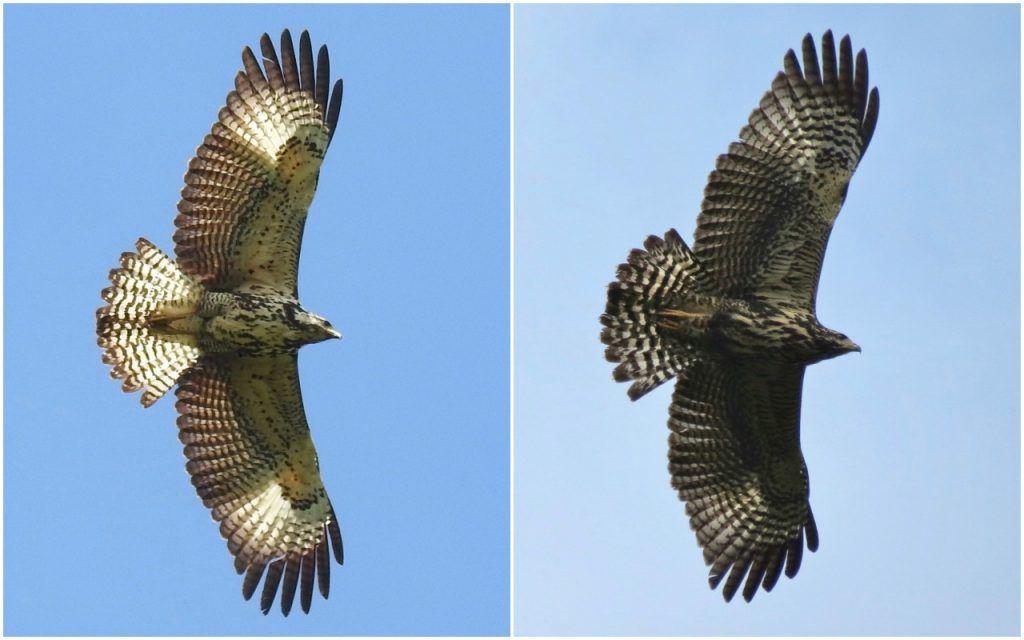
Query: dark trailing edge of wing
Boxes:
[
  {"xmin": 784, "ymin": 30, "xmax": 880, "ymax": 155},
  {"xmin": 246, "ymin": 29, "xmax": 344, "ymax": 147}
]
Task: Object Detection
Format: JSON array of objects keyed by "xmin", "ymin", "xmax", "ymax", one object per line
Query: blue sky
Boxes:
[
  {"xmin": 4, "ymin": 4, "xmax": 508, "ymax": 635},
  {"xmin": 514, "ymin": 4, "xmax": 1019, "ymax": 636}
]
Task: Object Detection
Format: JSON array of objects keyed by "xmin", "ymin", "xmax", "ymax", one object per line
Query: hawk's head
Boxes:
[
  {"xmin": 816, "ymin": 328, "xmax": 860, "ymax": 360},
  {"xmin": 285, "ymin": 303, "xmax": 342, "ymax": 344}
]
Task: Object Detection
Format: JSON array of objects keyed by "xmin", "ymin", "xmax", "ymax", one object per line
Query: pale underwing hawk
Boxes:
[{"xmin": 97, "ymin": 29, "xmax": 345, "ymax": 615}]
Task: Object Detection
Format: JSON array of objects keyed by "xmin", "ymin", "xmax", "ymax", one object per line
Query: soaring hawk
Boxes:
[
  {"xmin": 600, "ymin": 32, "xmax": 879, "ymax": 602},
  {"xmin": 96, "ymin": 30, "xmax": 345, "ymax": 615}
]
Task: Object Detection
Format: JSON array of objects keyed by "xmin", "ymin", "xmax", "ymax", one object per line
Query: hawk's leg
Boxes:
[
  {"xmin": 151, "ymin": 315, "xmax": 204, "ymax": 336},
  {"xmin": 656, "ymin": 308, "xmax": 711, "ymax": 336}
]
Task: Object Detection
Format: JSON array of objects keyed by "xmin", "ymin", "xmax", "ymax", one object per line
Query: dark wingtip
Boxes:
[
  {"xmin": 316, "ymin": 537, "xmax": 331, "ymax": 599},
  {"xmin": 708, "ymin": 568, "xmax": 725, "ymax": 590},
  {"xmin": 299, "ymin": 552, "xmax": 315, "ymax": 614},
  {"xmin": 315, "ymin": 44, "xmax": 330, "ymax": 114},
  {"xmin": 722, "ymin": 560, "xmax": 752, "ymax": 603},
  {"xmin": 279, "ymin": 29, "xmax": 300, "ymax": 92},
  {"xmin": 279, "ymin": 557, "xmax": 299, "ymax": 616},
  {"xmin": 784, "ymin": 528, "xmax": 805, "ymax": 578},
  {"xmin": 328, "ymin": 516, "xmax": 344, "ymax": 564},
  {"xmin": 742, "ymin": 556, "xmax": 768, "ymax": 602},
  {"xmin": 783, "ymin": 48, "xmax": 802, "ymax": 78},
  {"xmin": 326, "ymin": 78, "xmax": 344, "ymax": 145},
  {"xmin": 761, "ymin": 546, "xmax": 786, "ymax": 592},
  {"xmin": 260, "ymin": 560, "xmax": 284, "ymax": 615},
  {"xmin": 298, "ymin": 30, "xmax": 315, "ymax": 93},
  {"xmin": 861, "ymin": 86, "xmax": 880, "ymax": 154},
  {"xmin": 242, "ymin": 562, "xmax": 265, "ymax": 601},
  {"xmin": 805, "ymin": 509, "xmax": 820, "ymax": 552},
  {"xmin": 820, "ymin": 31, "xmax": 838, "ymax": 88},
  {"xmin": 801, "ymin": 33, "xmax": 821, "ymax": 84},
  {"xmin": 853, "ymin": 48, "xmax": 869, "ymax": 119}
]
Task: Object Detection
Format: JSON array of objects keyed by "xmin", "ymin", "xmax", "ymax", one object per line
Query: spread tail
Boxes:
[
  {"xmin": 96, "ymin": 238, "xmax": 204, "ymax": 407},
  {"xmin": 600, "ymin": 229, "xmax": 714, "ymax": 401}
]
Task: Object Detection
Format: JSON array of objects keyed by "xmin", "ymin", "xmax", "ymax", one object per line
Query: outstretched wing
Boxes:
[
  {"xmin": 668, "ymin": 358, "xmax": 817, "ymax": 602},
  {"xmin": 175, "ymin": 354, "xmax": 343, "ymax": 615},
  {"xmin": 692, "ymin": 31, "xmax": 879, "ymax": 310},
  {"xmin": 174, "ymin": 29, "xmax": 343, "ymax": 296}
]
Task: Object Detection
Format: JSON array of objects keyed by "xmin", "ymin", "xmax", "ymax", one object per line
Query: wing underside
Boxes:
[
  {"xmin": 692, "ymin": 31, "xmax": 879, "ymax": 310},
  {"xmin": 669, "ymin": 358, "xmax": 818, "ymax": 602},
  {"xmin": 175, "ymin": 354, "xmax": 343, "ymax": 615},
  {"xmin": 174, "ymin": 29, "xmax": 343, "ymax": 296}
]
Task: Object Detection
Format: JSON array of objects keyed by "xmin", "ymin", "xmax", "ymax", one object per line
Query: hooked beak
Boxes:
[{"xmin": 326, "ymin": 326, "xmax": 342, "ymax": 340}]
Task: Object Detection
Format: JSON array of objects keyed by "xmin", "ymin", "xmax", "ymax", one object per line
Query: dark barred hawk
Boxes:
[
  {"xmin": 600, "ymin": 31, "xmax": 879, "ymax": 602},
  {"xmin": 96, "ymin": 30, "xmax": 345, "ymax": 615}
]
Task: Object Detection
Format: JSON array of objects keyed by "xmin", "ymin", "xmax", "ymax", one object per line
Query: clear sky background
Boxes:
[
  {"xmin": 5, "ymin": 4, "xmax": 508, "ymax": 635},
  {"xmin": 515, "ymin": 4, "xmax": 1019, "ymax": 636}
]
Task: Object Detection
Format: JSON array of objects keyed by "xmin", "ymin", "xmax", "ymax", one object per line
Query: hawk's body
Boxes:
[
  {"xmin": 97, "ymin": 30, "xmax": 345, "ymax": 615},
  {"xmin": 600, "ymin": 32, "xmax": 879, "ymax": 602},
  {"xmin": 159, "ymin": 289, "xmax": 339, "ymax": 356}
]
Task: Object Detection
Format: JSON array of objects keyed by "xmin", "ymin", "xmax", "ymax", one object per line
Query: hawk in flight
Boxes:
[
  {"xmin": 600, "ymin": 32, "xmax": 879, "ymax": 602},
  {"xmin": 97, "ymin": 30, "xmax": 345, "ymax": 615}
]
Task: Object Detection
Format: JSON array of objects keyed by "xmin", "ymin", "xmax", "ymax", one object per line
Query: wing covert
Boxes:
[
  {"xmin": 669, "ymin": 358, "xmax": 817, "ymax": 602},
  {"xmin": 174, "ymin": 29, "xmax": 343, "ymax": 296},
  {"xmin": 175, "ymin": 354, "xmax": 343, "ymax": 615},
  {"xmin": 692, "ymin": 31, "xmax": 879, "ymax": 309}
]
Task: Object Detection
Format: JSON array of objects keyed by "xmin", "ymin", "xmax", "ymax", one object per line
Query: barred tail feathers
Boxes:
[
  {"xmin": 601, "ymin": 229, "xmax": 713, "ymax": 401},
  {"xmin": 96, "ymin": 238, "xmax": 203, "ymax": 407}
]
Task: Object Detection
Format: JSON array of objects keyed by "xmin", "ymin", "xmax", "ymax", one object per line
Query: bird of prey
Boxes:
[
  {"xmin": 600, "ymin": 31, "xmax": 879, "ymax": 602},
  {"xmin": 96, "ymin": 29, "xmax": 345, "ymax": 615}
]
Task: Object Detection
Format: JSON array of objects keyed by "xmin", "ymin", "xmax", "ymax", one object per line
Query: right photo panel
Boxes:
[{"xmin": 514, "ymin": 4, "xmax": 1020, "ymax": 635}]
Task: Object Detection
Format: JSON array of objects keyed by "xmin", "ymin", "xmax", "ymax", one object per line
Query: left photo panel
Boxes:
[{"xmin": 4, "ymin": 4, "xmax": 509, "ymax": 635}]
